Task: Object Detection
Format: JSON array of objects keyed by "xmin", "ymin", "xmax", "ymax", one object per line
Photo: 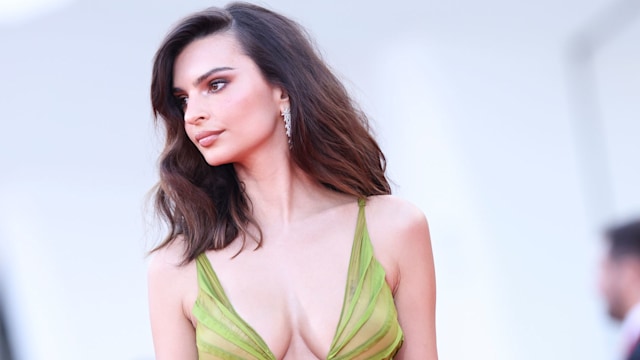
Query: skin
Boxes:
[
  {"xmin": 148, "ymin": 32, "xmax": 438, "ymax": 359},
  {"xmin": 600, "ymin": 252, "xmax": 640, "ymax": 321}
]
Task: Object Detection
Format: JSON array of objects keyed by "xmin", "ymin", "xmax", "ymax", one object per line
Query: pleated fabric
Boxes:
[{"xmin": 193, "ymin": 199, "xmax": 403, "ymax": 359}]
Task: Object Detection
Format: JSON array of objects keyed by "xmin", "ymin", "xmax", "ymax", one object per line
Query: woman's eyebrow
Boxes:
[{"xmin": 173, "ymin": 66, "xmax": 235, "ymax": 93}]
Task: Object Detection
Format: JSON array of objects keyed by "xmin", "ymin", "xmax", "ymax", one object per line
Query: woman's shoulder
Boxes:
[
  {"xmin": 364, "ymin": 195, "xmax": 431, "ymax": 261},
  {"xmin": 148, "ymin": 236, "xmax": 197, "ymax": 287},
  {"xmin": 363, "ymin": 195, "xmax": 432, "ymax": 293},
  {"xmin": 364, "ymin": 195, "xmax": 429, "ymax": 235},
  {"xmin": 147, "ymin": 236, "xmax": 199, "ymax": 322}
]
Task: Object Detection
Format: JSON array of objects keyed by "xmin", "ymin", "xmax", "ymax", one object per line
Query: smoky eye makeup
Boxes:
[
  {"xmin": 207, "ymin": 78, "xmax": 228, "ymax": 93},
  {"xmin": 171, "ymin": 92, "xmax": 187, "ymax": 111}
]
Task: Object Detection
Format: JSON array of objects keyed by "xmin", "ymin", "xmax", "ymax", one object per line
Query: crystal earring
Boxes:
[{"xmin": 281, "ymin": 107, "xmax": 292, "ymax": 146}]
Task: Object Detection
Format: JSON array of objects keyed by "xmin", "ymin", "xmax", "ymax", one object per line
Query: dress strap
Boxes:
[
  {"xmin": 195, "ymin": 253, "xmax": 232, "ymax": 307},
  {"xmin": 355, "ymin": 198, "xmax": 367, "ymax": 236}
]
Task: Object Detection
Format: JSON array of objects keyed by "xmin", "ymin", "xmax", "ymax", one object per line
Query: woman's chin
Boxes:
[{"xmin": 200, "ymin": 153, "xmax": 231, "ymax": 167}]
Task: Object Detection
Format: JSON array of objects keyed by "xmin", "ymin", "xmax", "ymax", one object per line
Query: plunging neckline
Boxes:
[{"xmin": 195, "ymin": 199, "xmax": 368, "ymax": 359}]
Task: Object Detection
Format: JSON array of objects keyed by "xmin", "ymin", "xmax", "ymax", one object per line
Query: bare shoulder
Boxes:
[
  {"xmin": 366, "ymin": 196, "xmax": 438, "ymax": 359},
  {"xmin": 148, "ymin": 236, "xmax": 199, "ymax": 359},
  {"xmin": 147, "ymin": 236, "xmax": 198, "ymax": 319},
  {"xmin": 364, "ymin": 195, "xmax": 430, "ymax": 246},
  {"xmin": 363, "ymin": 195, "xmax": 431, "ymax": 290},
  {"xmin": 148, "ymin": 237, "xmax": 195, "ymax": 281}
]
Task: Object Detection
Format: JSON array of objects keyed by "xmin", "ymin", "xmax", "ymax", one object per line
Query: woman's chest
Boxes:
[{"xmin": 192, "ymin": 237, "xmax": 354, "ymax": 358}]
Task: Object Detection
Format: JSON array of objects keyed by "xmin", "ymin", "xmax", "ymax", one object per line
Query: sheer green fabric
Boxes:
[{"xmin": 193, "ymin": 199, "xmax": 404, "ymax": 359}]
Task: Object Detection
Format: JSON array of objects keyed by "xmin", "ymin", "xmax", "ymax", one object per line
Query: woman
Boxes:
[{"xmin": 147, "ymin": 2, "xmax": 437, "ymax": 359}]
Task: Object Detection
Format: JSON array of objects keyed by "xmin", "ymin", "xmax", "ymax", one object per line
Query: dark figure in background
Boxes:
[
  {"xmin": 0, "ymin": 288, "xmax": 14, "ymax": 360},
  {"xmin": 600, "ymin": 219, "xmax": 640, "ymax": 360}
]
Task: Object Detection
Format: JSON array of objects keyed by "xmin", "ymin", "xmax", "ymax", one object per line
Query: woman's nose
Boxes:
[{"xmin": 183, "ymin": 96, "xmax": 209, "ymax": 125}]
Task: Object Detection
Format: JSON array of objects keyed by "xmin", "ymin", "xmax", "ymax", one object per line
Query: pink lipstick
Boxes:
[{"xmin": 195, "ymin": 130, "xmax": 223, "ymax": 147}]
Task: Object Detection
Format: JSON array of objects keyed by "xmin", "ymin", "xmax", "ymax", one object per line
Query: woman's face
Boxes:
[{"xmin": 172, "ymin": 32, "xmax": 288, "ymax": 167}]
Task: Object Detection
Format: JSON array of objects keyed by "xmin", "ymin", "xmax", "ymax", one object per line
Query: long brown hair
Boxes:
[{"xmin": 150, "ymin": 2, "xmax": 391, "ymax": 263}]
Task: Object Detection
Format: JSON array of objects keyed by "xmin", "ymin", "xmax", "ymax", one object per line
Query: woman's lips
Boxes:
[{"xmin": 195, "ymin": 130, "xmax": 223, "ymax": 147}]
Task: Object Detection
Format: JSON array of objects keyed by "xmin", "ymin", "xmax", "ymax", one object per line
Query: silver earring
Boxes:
[{"xmin": 281, "ymin": 107, "xmax": 292, "ymax": 146}]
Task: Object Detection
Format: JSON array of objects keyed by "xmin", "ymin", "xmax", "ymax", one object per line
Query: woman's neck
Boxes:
[{"xmin": 233, "ymin": 156, "xmax": 342, "ymax": 229}]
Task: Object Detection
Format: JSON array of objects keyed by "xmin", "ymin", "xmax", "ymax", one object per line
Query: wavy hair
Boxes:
[{"xmin": 150, "ymin": 2, "xmax": 390, "ymax": 263}]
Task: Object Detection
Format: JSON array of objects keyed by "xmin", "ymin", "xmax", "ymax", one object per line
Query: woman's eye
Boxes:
[
  {"xmin": 176, "ymin": 96, "xmax": 188, "ymax": 110},
  {"xmin": 209, "ymin": 79, "xmax": 227, "ymax": 92}
]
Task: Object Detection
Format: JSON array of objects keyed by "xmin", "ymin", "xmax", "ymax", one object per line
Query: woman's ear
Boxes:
[
  {"xmin": 280, "ymin": 87, "xmax": 289, "ymax": 100},
  {"xmin": 274, "ymin": 85, "xmax": 289, "ymax": 108}
]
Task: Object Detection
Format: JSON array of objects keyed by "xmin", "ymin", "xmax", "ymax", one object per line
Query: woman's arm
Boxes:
[
  {"xmin": 147, "ymin": 242, "xmax": 198, "ymax": 360},
  {"xmin": 394, "ymin": 205, "xmax": 438, "ymax": 359},
  {"xmin": 372, "ymin": 197, "xmax": 438, "ymax": 359}
]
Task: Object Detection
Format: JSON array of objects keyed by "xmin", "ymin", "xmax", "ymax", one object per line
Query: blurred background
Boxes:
[{"xmin": 0, "ymin": 0, "xmax": 638, "ymax": 359}]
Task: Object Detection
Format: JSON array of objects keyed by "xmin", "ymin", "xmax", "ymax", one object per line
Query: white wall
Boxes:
[{"xmin": 1, "ymin": 0, "xmax": 638, "ymax": 359}]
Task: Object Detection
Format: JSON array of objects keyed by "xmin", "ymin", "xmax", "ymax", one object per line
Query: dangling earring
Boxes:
[{"xmin": 281, "ymin": 107, "xmax": 292, "ymax": 146}]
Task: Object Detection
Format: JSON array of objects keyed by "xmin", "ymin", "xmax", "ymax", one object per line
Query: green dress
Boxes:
[{"xmin": 193, "ymin": 199, "xmax": 404, "ymax": 359}]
